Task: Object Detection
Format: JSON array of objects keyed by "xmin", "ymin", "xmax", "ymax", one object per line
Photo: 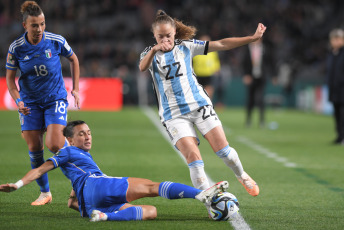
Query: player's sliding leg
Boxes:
[
  {"xmin": 29, "ymin": 150, "xmax": 52, "ymax": 205},
  {"xmin": 91, "ymin": 179, "xmax": 229, "ymax": 222},
  {"xmin": 126, "ymin": 178, "xmax": 202, "ymax": 201}
]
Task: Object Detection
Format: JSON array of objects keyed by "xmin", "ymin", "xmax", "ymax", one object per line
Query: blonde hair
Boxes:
[
  {"xmin": 20, "ymin": 1, "xmax": 43, "ymax": 22},
  {"xmin": 152, "ymin": 10, "xmax": 197, "ymax": 40}
]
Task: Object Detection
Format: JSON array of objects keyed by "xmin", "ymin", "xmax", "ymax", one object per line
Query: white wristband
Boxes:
[{"xmin": 14, "ymin": 180, "xmax": 24, "ymax": 189}]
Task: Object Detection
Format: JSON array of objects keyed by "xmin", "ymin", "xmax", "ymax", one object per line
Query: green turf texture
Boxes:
[{"xmin": 0, "ymin": 107, "xmax": 343, "ymax": 230}]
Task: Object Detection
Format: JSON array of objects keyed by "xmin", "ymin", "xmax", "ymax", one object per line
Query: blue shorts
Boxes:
[
  {"xmin": 83, "ymin": 176, "xmax": 129, "ymax": 217},
  {"xmin": 19, "ymin": 99, "xmax": 68, "ymax": 131}
]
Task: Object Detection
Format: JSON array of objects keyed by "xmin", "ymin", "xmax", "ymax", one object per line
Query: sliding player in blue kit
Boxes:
[
  {"xmin": 139, "ymin": 10, "xmax": 266, "ymax": 196},
  {"xmin": 0, "ymin": 120, "xmax": 229, "ymax": 222},
  {"xmin": 5, "ymin": 1, "xmax": 80, "ymax": 205}
]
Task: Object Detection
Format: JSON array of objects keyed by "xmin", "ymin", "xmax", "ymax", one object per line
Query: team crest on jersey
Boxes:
[
  {"xmin": 7, "ymin": 53, "xmax": 15, "ymax": 65},
  {"xmin": 45, "ymin": 49, "xmax": 52, "ymax": 58}
]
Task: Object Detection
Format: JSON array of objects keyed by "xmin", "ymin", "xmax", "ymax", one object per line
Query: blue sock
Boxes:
[
  {"xmin": 159, "ymin": 181, "xmax": 201, "ymax": 199},
  {"xmin": 29, "ymin": 150, "xmax": 50, "ymax": 192},
  {"xmin": 106, "ymin": 207, "xmax": 143, "ymax": 221}
]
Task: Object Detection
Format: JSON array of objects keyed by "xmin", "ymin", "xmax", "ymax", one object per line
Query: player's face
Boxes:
[
  {"xmin": 153, "ymin": 22, "xmax": 176, "ymax": 49},
  {"xmin": 23, "ymin": 13, "xmax": 46, "ymax": 45},
  {"xmin": 69, "ymin": 124, "xmax": 92, "ymax": 152}
]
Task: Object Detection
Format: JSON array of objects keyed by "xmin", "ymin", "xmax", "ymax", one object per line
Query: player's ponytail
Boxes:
[
  {"xmin": 174, "ymin": 19, "xmax": 197, "ymax": 40},
  {"xmin": 152, "ymin": 10, "xmax": 197, "ymax": 40},
  {"xmin": 20, "ymin": 1, "xmax": 43, "ymax": 22}
]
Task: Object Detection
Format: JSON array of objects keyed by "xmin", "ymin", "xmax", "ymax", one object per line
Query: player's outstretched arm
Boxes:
[
  {"xmin": 208, "ymin": 23, "xmax": 266, "ymax": 53},
  {"xmin": 0, "ymin": 161, "xmax": 55, "ymax": 192}
]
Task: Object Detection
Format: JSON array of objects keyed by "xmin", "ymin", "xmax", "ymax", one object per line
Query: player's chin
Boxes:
[{"xmin": 83, "ymin": 143, "xmax": 92, "ymax": 151}]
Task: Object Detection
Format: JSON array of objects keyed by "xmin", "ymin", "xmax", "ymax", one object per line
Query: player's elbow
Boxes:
[{"xmin": 67, "ymin": 197, "xmax": 79, "ymax": 211}]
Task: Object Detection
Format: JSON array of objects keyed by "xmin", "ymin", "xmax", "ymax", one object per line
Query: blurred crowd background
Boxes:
[{"xmin": 1, "ymin": 0, "xmax": 343, "ymax": 106}]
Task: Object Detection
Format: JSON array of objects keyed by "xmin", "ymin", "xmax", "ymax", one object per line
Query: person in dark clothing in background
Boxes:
[
  {"xmin": 242, "ymin": 38, "xmax": 277, "ymax": 128},
  {"xmin": 327, "ymin": 29, "xmax": 344, "ymax": 145}
]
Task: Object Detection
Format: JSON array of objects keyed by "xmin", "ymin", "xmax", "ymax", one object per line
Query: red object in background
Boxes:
[{"xmin": 0, "ymin": 77, "xmax": 122, "ymax": 111}]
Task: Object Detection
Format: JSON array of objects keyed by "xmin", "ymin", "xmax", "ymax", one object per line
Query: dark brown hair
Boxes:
[
  {"xmin": 152, "ymin": 10, "xmax": 197, "ymax": 40},
  {"xmin": 63, "ymin": 120, "xmax": 86, "ymax": 138},
  {"xmin": 20, "ymin": 1, "xmax": 43, "ymax": 22}
]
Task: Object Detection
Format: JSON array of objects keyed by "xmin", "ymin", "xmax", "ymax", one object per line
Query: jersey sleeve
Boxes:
[
  {"xmin": 47, "ymin": 148, "xmax": 70, "ymax": 168},
  {"xmin": 5, "ymin": 52, "xmax": 18, "ymax": 70},
  {"xmin": 140, "ymin": 46, "xmax": 152, "ymax": 62},
  {"xmin": 184, "ymin": 39, "xmax": 209, "ymax": 57},
  {"xmin": 57, "ymin": 36, "xmax": 73, "ymax": 58}
]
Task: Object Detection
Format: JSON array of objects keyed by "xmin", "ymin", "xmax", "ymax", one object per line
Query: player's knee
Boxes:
[
  {"xmin": 142, "ymin": 206, "xmax": 157, "ymax": 220},
  {"xmin": 27, "ymin": 143, "xmax": 44, "ymax": 152},
  {"xmin": 185, "ymin": 150, "xmax": 201, "ymax": 163},
  {"xmin": 46, "ymin": 143, "xmax": 61, "ymax": 153}
]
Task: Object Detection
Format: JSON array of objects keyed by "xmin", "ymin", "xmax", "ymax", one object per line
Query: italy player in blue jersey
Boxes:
[
  {"xmin": 140, "ymin": 10, "xmax": 266, "ymax": 196},
  {"xmin": 0, "ymin": 120, "xmax": 230, "ymax": 221},
  {"xmin": 5, "ymin": 1, "xmax": 80, "ymax": 205}
]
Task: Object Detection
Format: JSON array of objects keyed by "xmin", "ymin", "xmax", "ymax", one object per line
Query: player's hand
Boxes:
[
  {"xmin": 253, "ymin": 23, "xmax": 266, "ymax": 41},
  {"xmin": 17, "ymin": 101, "xmax": 30, "ymax": 115},
  {"xmin": 71, "ymin": 90, "xmax": 80, "ymax": 109},
  {"xmin": 154, "ymin": 41, "xmax": 173, "ymax": 52},
  {"xmin": 0, "ymin": 183, "xmax": 17, "ymax": 192}
]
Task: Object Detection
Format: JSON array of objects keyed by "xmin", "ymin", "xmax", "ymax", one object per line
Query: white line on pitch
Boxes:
[{"xmin": 222, "ymin": 126, "xmax": 297, "ymax": 168}]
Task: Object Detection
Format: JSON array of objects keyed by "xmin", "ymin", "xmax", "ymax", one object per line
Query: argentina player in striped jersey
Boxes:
[
  {"xmin": 5, "ymin": 1, "xmax": 80, "ymax": 205},
  {"xmin": 140, "ymin": 10, "xmax": 266, "ymax": 196}
]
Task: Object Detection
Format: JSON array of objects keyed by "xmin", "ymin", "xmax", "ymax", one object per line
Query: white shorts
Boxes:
[{"xmin": 164, "ymin": 105, "xmax": 222, "ymax": 146}]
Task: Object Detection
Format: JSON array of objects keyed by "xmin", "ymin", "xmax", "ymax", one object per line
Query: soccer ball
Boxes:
[{"xmin": 209, "ymin": 192, "xmax": 239, "ymax": 221}]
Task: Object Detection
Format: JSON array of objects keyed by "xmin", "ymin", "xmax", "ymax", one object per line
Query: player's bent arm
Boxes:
[
  {"xmin": 68, "ymin": 189, "xmax": 79, "ymax": 212},
  {"xmin": 139, "ymin": 45, "xmax": 160, "ymax": 72},
  {"xmin": 208, "ymin": 23, "xmax": 266, "ymax": 53},
  {"xmin": 0, "ymin": 161, "xmax": 55, "ymax": 192},
  {"xmin": 67, "ymin": 53, "xmax": 80, "ymax": 108}
]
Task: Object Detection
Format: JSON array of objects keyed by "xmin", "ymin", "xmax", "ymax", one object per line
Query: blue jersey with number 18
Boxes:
[{"xmin": 5, "ymin": 31, "xmax": 73, "ymax": 104}]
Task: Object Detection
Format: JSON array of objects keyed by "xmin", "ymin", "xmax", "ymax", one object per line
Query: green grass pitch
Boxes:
[{"xmin": 0, "ymin": 107, "xmax": 343, "ymax": 230}]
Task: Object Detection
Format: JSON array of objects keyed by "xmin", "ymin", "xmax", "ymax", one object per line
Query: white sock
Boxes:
[
  {"xmin": 216, "ymin": 145, "xmax": 244, "ymax": 177},
  {"xmin": 188, "ymin": 160, "xmax": 210, "ymax": 190}
]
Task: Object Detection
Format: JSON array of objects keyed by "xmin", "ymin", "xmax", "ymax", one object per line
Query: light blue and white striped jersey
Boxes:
[
  {"xmin": 6, "ymin": 31, "xmax": 73, "ymax": 104},
  {"xmin": 140, "ymin": 39, "xmax": 212, "ymax": 122}
]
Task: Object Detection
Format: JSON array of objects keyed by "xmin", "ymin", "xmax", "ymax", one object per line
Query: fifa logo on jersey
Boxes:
[{"xmin": 45, "ymin": 49, "xmax": 52, "ymax": 58}]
